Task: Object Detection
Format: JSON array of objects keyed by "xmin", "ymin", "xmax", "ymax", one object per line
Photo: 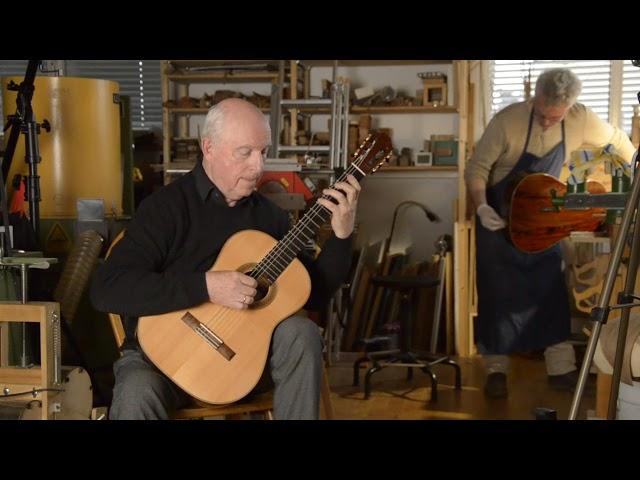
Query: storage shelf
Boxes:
[
  {"xmin": 351, "ymin": 105, "xmax": 457, "ymax": 114},
  {"xmin": 160, "ymin": 60, "xmax": 466, "ymax": 192},
  {"xmin": 166, "ymin": 72, "xmax": 279, "ymax": 83},
  {"xmin": 301, "ymin": 60, "xmax": 453, "ymax": 67},
  {"xmin": 167, "ymin": 106, "xmax": 455, "ymax": 115},
  {"xmin": 167, "ymin": 60, "xmax": 281, "ymax": 68},
  {"xmin": 154, "ymin": 161, "xmax": 197, "ymax": 173},
  {"xmin": 378, "ymin": 166, "xmax": 458, "ymax": 172},
  {"xmin": 287, "ymin": 105, "xmax": 457, "ymax": 114},
  {"xmin": 279, "ymin": 145, "xmax": 331, "ymax": 153},
  {"xmin": 166, "ymin": 107, "xmax": 270, "ymax": 114},
  {"xmin": 281, "ymin": 98, "xmax": 332, "ymax": 108}
]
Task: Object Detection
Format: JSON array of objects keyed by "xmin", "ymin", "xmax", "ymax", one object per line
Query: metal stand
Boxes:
[
  {"xmin": 271, "ymin": 61, "xmax": 350, "ymax": 172},
  {"xmin": 430, "ymin": 235, "xmax": 452, "ymax": 353},
  {"xmin": 569, "ymin": 91, "xmax": 640, "ymax": 419},
  {"xmin": 19, "ymin": 264, "xmax": 29, "ymax": 367},
  {"xmin": 1, "ymin": 60, "xmax": 50, "ymax": 243}
]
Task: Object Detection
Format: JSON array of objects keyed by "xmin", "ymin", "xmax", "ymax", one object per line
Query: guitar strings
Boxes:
[
  {"xmin": 250, "ymin": 152, "xmax": 374, "ymax": 281},
  {"xmin": 252, "ymin": 140, "xmax": 385, "ymax": 281},
  {"xmin": 250, "ymin": 163, "xmax": 359, "ymax": 280}
]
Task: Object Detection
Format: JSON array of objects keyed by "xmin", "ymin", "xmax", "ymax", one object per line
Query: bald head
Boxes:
[{"xmin": 201, "ymin": 98, "xmax": 271, "ymax": 144}]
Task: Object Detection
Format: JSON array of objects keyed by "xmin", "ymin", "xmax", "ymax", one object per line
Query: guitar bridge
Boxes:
[{"xmin": 181, "ymin": 312, "xmax": 235, "ymax": 361}]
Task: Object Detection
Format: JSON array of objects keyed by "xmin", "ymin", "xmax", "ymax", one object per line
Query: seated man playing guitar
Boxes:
[{"xmin": 91, "ymin": 98, "xmax": 360, "ymax": 419}]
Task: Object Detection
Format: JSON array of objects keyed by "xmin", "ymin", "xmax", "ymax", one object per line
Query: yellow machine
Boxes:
[{"xmin": 2, "ymin": 76, "xmax": 122, "ymax": 219}]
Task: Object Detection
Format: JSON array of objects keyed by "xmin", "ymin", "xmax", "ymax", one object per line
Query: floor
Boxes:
[{"xmin": 325, "ymin": 353, "xmax": 595, "ymax": 420}]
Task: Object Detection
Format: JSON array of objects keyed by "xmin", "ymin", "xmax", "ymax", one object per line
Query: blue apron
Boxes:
[{"xmin": 475, "ymin": 109, "xmax": 571, "ymax": 354}]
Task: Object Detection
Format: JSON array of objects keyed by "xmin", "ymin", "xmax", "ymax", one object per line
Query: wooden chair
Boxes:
[
  {"xmin": 108, "ymin": 310, "xmax": 274, "ymax": 419},
  {"xmin": 104, "ymin": 230, "xmax": 334, "ymax": 420}
]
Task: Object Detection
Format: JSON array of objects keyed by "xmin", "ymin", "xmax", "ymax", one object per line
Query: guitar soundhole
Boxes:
[
  {"xmin": 239, "ymin": 264, "xmax": 275, "ymax": 308},
  {"xmin": 253, "ymin": 275, "xmax": 271, "ymax": 303}
]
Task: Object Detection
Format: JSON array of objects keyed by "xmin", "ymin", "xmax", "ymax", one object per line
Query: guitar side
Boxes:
[{"xmin": 137, "ymin": 229, "xmax": 312, "ymax": 404}]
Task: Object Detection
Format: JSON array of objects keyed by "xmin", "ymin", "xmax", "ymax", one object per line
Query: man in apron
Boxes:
[{"xmin": 465, "ymin": 68, "xmax": 636, "ymax": 398}]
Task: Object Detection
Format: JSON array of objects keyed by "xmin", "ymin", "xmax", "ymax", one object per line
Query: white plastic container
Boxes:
[{"xmin": 617, "ymin": 380, "xmax": 640, "ymax": 420}]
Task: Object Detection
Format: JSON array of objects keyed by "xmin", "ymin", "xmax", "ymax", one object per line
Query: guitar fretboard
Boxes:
[{"xmin": 249, "ymin": 164, "xmax": 366, "ymax": 284}]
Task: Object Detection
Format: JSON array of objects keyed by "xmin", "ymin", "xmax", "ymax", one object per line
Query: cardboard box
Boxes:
[{"xmin": 358, "ymin": 114, "xmax": 372, "ymax": 129}]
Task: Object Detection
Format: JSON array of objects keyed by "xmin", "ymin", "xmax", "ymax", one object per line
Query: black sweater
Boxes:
[{"xmin": 91, "ymin": 162, "xmax": 352, "ymax": 349}]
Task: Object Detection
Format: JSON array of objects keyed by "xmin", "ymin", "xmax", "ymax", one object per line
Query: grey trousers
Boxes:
[{"xmin": 109, "ymin": 315, "xmax": 323, "ymax": 420}]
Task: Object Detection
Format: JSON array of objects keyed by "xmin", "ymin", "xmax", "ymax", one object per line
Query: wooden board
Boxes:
[
  {"xmin": 413, "ymin": 261, "xmax": 438, "ymax": 351},
  {"xmin": 343, "ymin": 267, "xmax": 373, "ymax": 351}
]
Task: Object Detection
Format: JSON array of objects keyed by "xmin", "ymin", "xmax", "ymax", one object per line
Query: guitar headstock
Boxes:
[{"xmin": 351, "ymin": 132, "xmax": 393, "ymax": 175}]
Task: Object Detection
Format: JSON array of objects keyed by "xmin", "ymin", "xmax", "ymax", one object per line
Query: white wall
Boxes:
[{"xmin": 356, "ymin": 170, "xmax": 458, "ymax": 264}]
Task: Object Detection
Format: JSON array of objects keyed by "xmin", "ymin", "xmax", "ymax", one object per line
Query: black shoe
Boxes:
[
  {"xmin": 484, "ymin": 372, "xmax": 508, "ymax": 398},
  {"xmin": 547, "ymin": 370, "xmax": 595, "ymax": 395}
]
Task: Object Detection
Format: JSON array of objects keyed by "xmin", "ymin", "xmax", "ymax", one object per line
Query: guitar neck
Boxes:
[
  {"xmin": 251, "ymin": 163, "xmax": 365, "ymax": 285},
  {"xmin": 248, "ymin": 132, "xmax": 391, "ymax": 284}
]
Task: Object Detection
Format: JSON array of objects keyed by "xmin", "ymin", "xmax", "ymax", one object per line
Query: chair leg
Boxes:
[
  {"xmin": 320, "ymin": 365, "xmax": 335, "ymax": 420},
  {"xmin": 406, "ymin": 367, "xmax": 414, "ymax": 381},
  {"xmin": 353, "ymin": 355, "xmax": 370, "ymax": 387},
  {"xmin": 444, "ymin": 359, "xmax": 462, "ymax": 390},
  {"xmin": 364, "ymin": 363, "xmax": 383, "ymax": 399},
  {"xmin": 421, "ymin": 366, "xmax": 438, "ymax": 403}
]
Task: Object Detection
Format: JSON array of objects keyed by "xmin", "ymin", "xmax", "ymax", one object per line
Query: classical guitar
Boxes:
[
  {"xmin": 506, "ymin": 172, "xmax": 607, "ymax": 254},
  {"xmin": 137, "ymin": 133, "xmax": 393, "ymax": 404}
]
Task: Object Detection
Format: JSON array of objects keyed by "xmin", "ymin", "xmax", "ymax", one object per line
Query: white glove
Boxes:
[{"xmin": 477, "ymin": 203, "xmax": 506, "ymax": 231}]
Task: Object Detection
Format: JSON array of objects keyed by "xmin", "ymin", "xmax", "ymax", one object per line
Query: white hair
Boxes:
[
  {"xmin": 201, "ymin": 102, "xmax": 226, "ymax": 142},
  {"xmin": 535, "ymin": 68, "xmax": 582, "ymax": 106},
  {"xmin": 200, "ymin": 100, "xmax": 271, "ymax": 143}
]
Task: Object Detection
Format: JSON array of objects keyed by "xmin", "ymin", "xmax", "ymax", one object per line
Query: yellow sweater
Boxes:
[{"xmin": 465, "ymin": 100, "xmax": 635, "ymax": 187}]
